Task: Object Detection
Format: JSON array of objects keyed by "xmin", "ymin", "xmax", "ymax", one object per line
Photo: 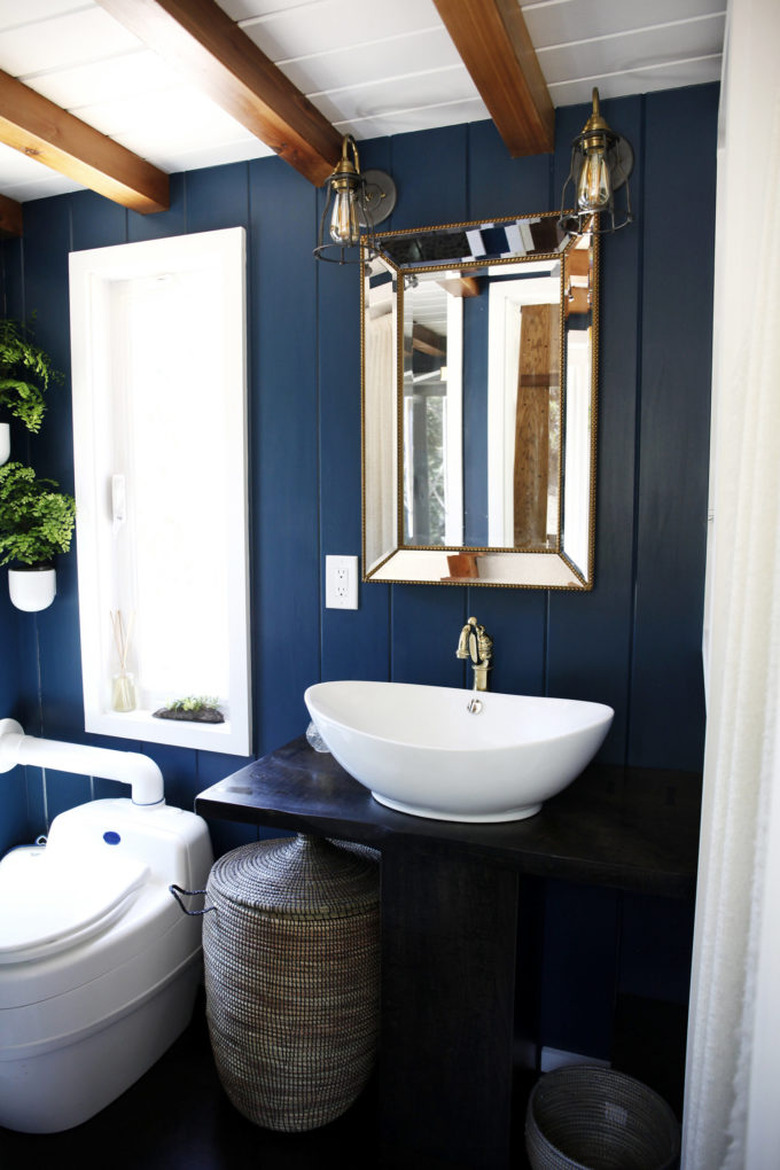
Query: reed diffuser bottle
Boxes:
[{"xmin": 111, "ymin": 610, "xmax": 136, "ymax": 712}]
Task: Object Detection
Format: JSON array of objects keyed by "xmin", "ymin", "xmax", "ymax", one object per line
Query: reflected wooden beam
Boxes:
[
  {"xmin": 410, "ymin": 324, "xmax": 446, "ymax": 358},
  {"xmin": 437, "ymin": 276, "xmax": 481, "ymax": 298},
  {"xmin": 96, "ymin": 0, "xmax": 343, "ymax": 186},
  {"xmin": 433, "ymin": 0, "xmax": 554, "ymax": 156},
  {"xmin": 0, "ymin": 70, "xmax": 169, "ymax": 214},
  {"xmin": 0, "ymin": 192, "xmax": 22, "ymax": 238}
]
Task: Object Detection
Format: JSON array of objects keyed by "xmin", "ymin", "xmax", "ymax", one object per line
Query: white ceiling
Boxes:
[{"xmin": 0, "ymin": 0, "xmax": 726, "ymax": 204}]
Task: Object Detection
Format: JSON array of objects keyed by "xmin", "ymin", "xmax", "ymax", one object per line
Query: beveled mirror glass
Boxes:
[{"xmin": 362, "ymin": 211, "xmax": 598, "ymax": 589}]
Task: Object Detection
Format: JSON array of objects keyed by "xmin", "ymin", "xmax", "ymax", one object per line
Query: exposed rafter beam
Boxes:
[
  {"xmin": 0, "ymin": 69, "xmax": 169, "ymax": 214},
  {"xmin": 433, "ymin": 0, "xmax": 554, "ymax": 156},
  {"xmin": 95, "ymin": 0, "xmax": 344, "ymax": 186},
  {"xmin": 0, "ymin": 192, "xmax": 23, "ymax": 238}
]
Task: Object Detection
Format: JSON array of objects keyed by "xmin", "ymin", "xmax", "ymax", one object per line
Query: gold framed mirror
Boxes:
[{"xmin": 362, "ymin": 211, "xmax": 598, "ymax": 589}]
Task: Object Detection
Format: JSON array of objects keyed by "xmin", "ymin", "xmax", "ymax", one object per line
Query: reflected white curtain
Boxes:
[
  {"xmin": 364, "ymin": 311, "xmax": 396, "ymax": 568},
  {"xmin": 683, "ymin": 0, "xmax": 780, "ymax": 1165}
]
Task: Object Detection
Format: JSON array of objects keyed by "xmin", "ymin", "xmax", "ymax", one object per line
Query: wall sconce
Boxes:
[
  {"xmin": 559, "ymin": 88, "xmax": 634, "ymax": 236},
  {"xmin": 314, "ymin": 135, "xmax": 396, "ymax": 264}
]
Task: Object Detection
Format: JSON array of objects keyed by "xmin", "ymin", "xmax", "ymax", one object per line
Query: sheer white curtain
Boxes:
[{"xmin": 683, "ymin": 1, "xmax": 780, "ymax": 1166}]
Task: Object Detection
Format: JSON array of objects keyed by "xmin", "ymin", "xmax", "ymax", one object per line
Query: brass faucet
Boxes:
[{"xmin": 456, "ymin": 616, "xmax": 493, "ymax": 692}]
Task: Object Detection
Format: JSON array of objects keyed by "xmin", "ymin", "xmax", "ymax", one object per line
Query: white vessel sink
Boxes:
[{"xmin": 304, "ymin": 681, "xmax": 614, "ymax": 823}]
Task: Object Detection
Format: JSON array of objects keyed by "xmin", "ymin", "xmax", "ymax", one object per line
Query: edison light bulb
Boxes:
[
  {"xmin": 329, "ymin": 186, "xmax": 361, "ymax": 246},
  {"xmin": 577, "ymin": 147, "xmax": 611, "ymax": 210}
]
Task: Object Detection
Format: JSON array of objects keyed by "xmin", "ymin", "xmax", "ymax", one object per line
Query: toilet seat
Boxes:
[{"xmin": 0, "ymin": 848, "xmax": 148, "ymax": 965}]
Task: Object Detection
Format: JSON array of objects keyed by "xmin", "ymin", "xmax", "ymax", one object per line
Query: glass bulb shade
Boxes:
[
  {"xmin": 329, "ymin": 186, "xmax": 362, "ymax": 246},
  {"xmin": 577, "ymin": 148, "xmax": 612, "ymax": 211}
]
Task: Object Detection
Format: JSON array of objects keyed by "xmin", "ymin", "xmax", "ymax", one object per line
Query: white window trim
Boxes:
[{"xmin": 69, "ymin": 228, "xmax": 252, "ymax": 755}]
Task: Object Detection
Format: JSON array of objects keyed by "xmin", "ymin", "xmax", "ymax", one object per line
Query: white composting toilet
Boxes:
[{"xmin": 0, "ymin": 719, "xmax": 213, "ymax": 1133}]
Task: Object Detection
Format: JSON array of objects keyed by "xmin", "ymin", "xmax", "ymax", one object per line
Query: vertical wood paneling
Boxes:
[
  {"xmin": 0, "ymin": 233, "xmax": 42, "ymax": 845},
  {"xmin": 467, "ymin": 118, "xmax": 552, "ymax": 221},
  {"xmin": 547, "ymin": 96, "xmax": 644, "ymax": 765},
  {"xmin": 318, "ymin": 228, "xmax": 392, "ymax": 683},
  {"xmin": 185, "ymin": 163, "xmax": 250, "ymax": 235},
  {"xmin": 250, "ymin": 157, "xmax": 321, "ymax": 750},
  {"xmin": 1, "ymin": 237, "xmax": 24, "ymax": 322},
  {"xmin": 71, "ymin": 190, "xmax": 127, "ymax": 252},
  {"xmin": 630, "ymin": 84, "xmax": 717, "ymax": 769},
  {"xmin": 10, "ymin": 198, "xmax": 79, "ymax": 823},
  {"xmin": 20, "ymin": 197, "xmax": 83, "ymax": 772},
  {"xmin": 127, "ymin": 173, "xmax": 186, "ymax": 243},
  {"xmin": 1, "ymin": 86, "xmax": 717, "ymax": 846},
  {"xmin": 389, "ymin": 124, "xmax": 469, "ymax": 231},
  {"xmin": 322, "ymin": 136, "xmax": 393, "ymax": 684}
]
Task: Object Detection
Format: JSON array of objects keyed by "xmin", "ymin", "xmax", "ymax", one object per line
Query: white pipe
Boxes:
[{"xmin": 0, "ymin": 719, "xmax": 164, "ymax": 806}]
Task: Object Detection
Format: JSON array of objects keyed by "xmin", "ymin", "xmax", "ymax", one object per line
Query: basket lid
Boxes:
[{"xmin": 208, "ymin": 835, "xmax": 379, "ymax": 918}]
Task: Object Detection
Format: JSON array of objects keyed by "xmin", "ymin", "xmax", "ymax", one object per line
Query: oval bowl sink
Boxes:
[{"xmin": 304, "ymin": 681, "xmax": 614, "ymax": 823}]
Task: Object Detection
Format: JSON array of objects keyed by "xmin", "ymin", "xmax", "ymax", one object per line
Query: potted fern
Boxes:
[
  {"xmin": 0, "ymin": 461, "xmax": 76, "ymax": 611},
  {"xmin": 0, "ymin": 319, "xmax": 61, "ymax": 465}
]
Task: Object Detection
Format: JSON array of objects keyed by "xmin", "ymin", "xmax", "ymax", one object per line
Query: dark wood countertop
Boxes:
[{"xmin": 195, "ymin": 736, "xmax": 702, "ymax": 898}]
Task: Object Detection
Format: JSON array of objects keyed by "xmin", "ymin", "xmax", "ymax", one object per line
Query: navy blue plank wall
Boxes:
[
  {"xmin": 0, "ymin": 83, "xmax": 717, "ymax": 839},
  {"xmin": 0, "ymin": 87, "xmax": 717, "ymax": 1055}
]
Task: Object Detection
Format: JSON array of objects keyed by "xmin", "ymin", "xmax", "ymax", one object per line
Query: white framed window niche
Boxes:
[{"xmin": 69, "ymin": 227, "xmax": 252, "ymax": 755}]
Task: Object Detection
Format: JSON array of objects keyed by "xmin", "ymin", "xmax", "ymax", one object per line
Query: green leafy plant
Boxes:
[
  {"xmin": 0, "ymin": 461, "xmax": 76, "ymax": 567},
  {"xmin": 153, "ymin": 695, "xmax": 224, "ymax": 724},
  {"xmin": 166, "ymin": 696, "xmax": 220, "ymax": 713},
  {"xmin": 0, "ymin": 319, "xmax": 62, "ymax": 434}
]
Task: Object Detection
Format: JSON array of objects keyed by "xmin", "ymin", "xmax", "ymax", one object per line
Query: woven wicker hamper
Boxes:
[
  {"xmin": 202, "ymin": 834, "xmax": 380, "ymax": 1133},
  {"xmin": 525, "ymin": 1065, "xmax": 680, "ymax": 1170}
]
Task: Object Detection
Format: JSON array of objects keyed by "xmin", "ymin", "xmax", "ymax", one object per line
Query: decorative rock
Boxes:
[{"xmin": 152, "ymin": 706, "xmax": 224, "ymax": 723}]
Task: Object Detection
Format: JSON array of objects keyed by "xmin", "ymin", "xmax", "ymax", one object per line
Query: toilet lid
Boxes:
[{"xmin": 0, "ymin": 848, "xmax": 149, "ymax": 964}]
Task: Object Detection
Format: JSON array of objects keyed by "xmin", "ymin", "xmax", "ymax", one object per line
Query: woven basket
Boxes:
[
  {"xmin": 203, "ymin": 834, "xmax": 380, "ymax": 1133},
  {"xmin": 525, "ymin": 1065, "xmax": 681, "ymax": 1170}
]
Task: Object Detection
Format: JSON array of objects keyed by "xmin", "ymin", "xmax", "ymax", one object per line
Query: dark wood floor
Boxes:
[
  {"xmin": 0, "ymin": 993, "xmax": 383, "ymax": 1170},
  {"xmin": 0, "ymin": 992, "xmax": 684, "ymax": 1169}
]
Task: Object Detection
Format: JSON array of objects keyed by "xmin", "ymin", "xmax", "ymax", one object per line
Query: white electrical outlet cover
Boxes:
[{"xmin": 325, "ymin": 555, "xmax": 359, "ymax": 609}]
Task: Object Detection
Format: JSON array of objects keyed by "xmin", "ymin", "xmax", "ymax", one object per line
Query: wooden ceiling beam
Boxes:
[
  {"xmin": 433, "ymin": 0, "xmax": 554, "ymax": 156},
  {"xmin": 0, "ymin": 192, "xmax": 23, "ymax": 238},
  {"xmin": 0, "ymin": 69, "xmax": 169, "ymax": 214},
  {"xmin": 95, "ymin": 0, "xmax": 344, "ymax": 186}
]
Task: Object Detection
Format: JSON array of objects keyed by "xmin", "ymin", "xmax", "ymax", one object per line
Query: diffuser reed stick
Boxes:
[{"xmin": 110, "ymin": 609, "xmax": 136, "ymax": 712}]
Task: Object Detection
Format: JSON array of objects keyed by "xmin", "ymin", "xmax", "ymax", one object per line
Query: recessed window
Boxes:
[{"xmin": 69, "ymin": 228, "xmax": 251, "ymax": 754}]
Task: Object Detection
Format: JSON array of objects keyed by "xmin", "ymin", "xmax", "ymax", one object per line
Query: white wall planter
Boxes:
[
  {"xmin": 8, "ymin": 565, "xmax": 57, "ymax": 612},
  {"xmin": 0, "ymin": 422, "xmax": 9, "ymax": 466}
]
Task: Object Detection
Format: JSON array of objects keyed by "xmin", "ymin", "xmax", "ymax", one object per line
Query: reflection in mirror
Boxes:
[{"xmin": 362, "ymin": 212, "xmax": 598, "ymax": 590}]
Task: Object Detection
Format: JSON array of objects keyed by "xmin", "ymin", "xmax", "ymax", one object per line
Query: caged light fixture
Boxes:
[
  {"xmin": 314, "ymin": 134, "xmax": 397, "ymax": 264},
  {"xmin": 559, "ymin": 88, "xmax": 634, "ymax": 236}
]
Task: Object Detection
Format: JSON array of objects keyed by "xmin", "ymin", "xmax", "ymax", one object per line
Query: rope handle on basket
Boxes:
[{"xmin": 169, "ymin": 883, "xmax": 216, "ymax": 916}]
